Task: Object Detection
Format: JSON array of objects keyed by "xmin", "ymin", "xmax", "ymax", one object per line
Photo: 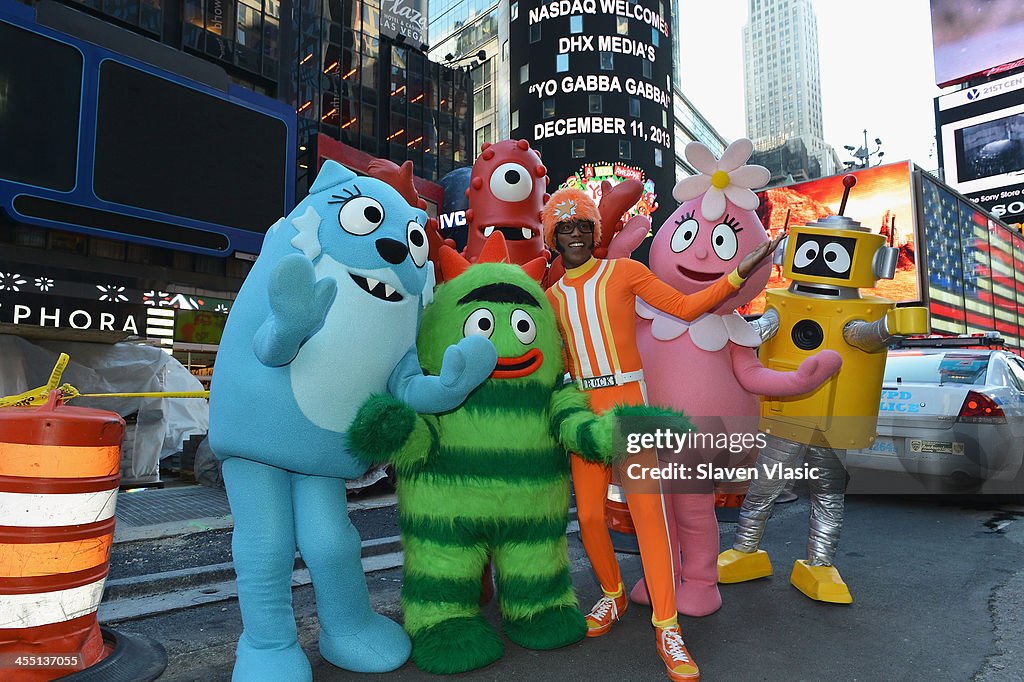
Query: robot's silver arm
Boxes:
[
  {"xmin": 750, "ymin": 308, "xmax": 780, "ymax": 343},
  {"xmin": 843, "ymin": 317, "xmax": 892, "ymax": 354}
]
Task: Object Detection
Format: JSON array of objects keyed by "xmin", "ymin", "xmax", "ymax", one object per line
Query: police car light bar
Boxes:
[{"xmin": 896, "ymin": 332, "xmax": 1004, "ymax": 348}]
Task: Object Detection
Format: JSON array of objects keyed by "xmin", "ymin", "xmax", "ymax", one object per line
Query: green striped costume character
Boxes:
[{"xmin": 349, "ymin": 251, "xmax": 681, "ymax": 675}]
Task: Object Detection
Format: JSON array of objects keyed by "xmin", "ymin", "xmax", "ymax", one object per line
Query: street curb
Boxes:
[
  {"xmin": 104, "ymin": 535, "xmax": 405, "ymax": 601},
  {"xmin": 100, "ymin": 509, "xmax": 581, "ymax": 623},
  {"xmin": 112, "ymin": 494, "xmax": 399, "ymax": 544}
]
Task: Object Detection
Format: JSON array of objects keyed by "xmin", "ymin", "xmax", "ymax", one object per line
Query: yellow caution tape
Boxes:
[{"xmin": 0, "ymin": 354, "xmax": 209, "ymax": 409}]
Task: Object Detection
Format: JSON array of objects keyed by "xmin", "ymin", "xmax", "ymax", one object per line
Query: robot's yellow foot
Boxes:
[
  {"xmin": 789, "ymin": 560, "xmax": 853, "ymax": 604},
  {"xmin": 717, "ymin": 549, "xmax": 773, "ymax": 583}
]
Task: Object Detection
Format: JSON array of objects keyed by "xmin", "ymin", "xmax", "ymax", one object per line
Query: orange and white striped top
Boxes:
[{"xmin": 546, "ymin": 257, "xmax": 742, "ymax": 380}]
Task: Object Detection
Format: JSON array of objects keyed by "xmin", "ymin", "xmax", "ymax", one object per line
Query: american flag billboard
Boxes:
[{"xmin": 919, "ymin": 172, "xmax": 1023, "ymax": 350}]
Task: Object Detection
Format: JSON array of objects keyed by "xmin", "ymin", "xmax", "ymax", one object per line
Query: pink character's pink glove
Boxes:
[
  {"xmin": 794, "ymin": 350, "xmax": 843, "ymax": 389},
  {"xmin": 733, "ymin": 347, "xmax": 842, "ymax": 397}
]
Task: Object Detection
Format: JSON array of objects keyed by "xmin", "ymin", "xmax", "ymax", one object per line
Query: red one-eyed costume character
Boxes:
[{"xmin": 463, "ymin": 139, "xmax": 550, "ymax": 266}]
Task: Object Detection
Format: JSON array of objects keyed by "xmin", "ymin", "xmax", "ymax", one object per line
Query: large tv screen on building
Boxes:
[
  {"xmin": 0, "ymin": 21, "xmax": 81, "ymax": 192},
  {"xmin": 94, "ymin": 60, "xmax": 288, "ymax": 234},
  {"xmin": 929, "ymin": 0, "xmax": 1024, "ymax": 87},
  {"xmin": 0, "ymin": 2, "xmax": 295, "ymax": 256},
  {"xmin": 748, "ymin": 162, "xmax": 921, "ymax": 315},
  {"xmin": 937, "ymin": 71, "xmax": 1024, "ymax": 227}
]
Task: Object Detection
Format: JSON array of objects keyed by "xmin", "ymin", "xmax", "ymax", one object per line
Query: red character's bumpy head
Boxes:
[{"xmin": 464, "ymin": 139, "xmax": 549, "ymax": 265}]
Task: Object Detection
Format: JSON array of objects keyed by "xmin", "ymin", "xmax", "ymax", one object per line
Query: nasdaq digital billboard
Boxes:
[
  {"xmin": 936, "ymin": 71, "xmax": 1024, "ymax": 228},
  {"xmin": 508, "ymin": 0, "xmax": 675, "ymax": 260}
]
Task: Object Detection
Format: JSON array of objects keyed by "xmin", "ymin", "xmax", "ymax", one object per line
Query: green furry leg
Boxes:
[
  {"xmin": 503, "ymin": 605, "xmax": 587, "ymax": 650},
  {"xmin": 493, "ymin": 536, "xmax": 583, "ymax": 649},
  {"xmin": 410, "ymin": 615, "xmax": 503, "ymax": 674}
]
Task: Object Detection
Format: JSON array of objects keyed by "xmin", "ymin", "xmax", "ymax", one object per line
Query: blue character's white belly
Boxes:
[{"xmin": 290, "ymin": 257, "xmax": 419, "ymax": 432}]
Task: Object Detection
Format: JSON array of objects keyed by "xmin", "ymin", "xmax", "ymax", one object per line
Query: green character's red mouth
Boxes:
[{"xmin": 491, "ymin": 348, "xmax": 544, "ymax": 379}]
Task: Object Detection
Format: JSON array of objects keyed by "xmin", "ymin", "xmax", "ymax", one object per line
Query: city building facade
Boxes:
[
  {"xmin": 0, "ymin": 0, "xmax": 472, "ymax": 364},
  {"xmin": 742, "ymin": 0, "xmax": 838, "ymax": 181}
]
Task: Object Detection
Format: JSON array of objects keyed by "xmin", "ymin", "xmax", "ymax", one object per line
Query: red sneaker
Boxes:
[
  {"xmin": 655, "ymin": 624, "xmax": 700, "ymax": 681},
  {"xmin": 584, "ymin": 591, "xmax": 628, "ymax": 637}
]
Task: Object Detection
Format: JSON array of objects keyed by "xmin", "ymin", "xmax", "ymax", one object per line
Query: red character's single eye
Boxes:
[{"xmin": 489, "ymin": 163, "xmax": 533, "ymax": 203}]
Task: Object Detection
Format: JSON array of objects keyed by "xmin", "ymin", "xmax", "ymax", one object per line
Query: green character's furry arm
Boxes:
[
  {"xmin": 347, "ymin": 393, "xmax": 438, "ymax": 474},
  {"xmin": 549, "ymin": 386, "xmax": 692, "ymax": 464}
]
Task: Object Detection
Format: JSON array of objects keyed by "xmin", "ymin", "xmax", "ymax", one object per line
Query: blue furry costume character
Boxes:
[{"xmin": 209, "ymin": 160, "xmax": 496, "ymax": 681}]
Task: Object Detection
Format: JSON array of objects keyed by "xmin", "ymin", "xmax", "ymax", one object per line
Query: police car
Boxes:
[{"xmin": 846, "ymin": 333, "xmax": 1024, "ymax": 493}]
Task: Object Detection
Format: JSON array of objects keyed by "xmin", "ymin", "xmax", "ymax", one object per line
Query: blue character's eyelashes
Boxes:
[{"xmin": 327, "ymin": 185, "xmax": 360, "ymax": 204}]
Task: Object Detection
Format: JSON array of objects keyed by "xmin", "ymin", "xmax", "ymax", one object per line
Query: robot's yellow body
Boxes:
[
  {"xmin": 758, "ymin": 222, "xmax": 928, "ymax": 449},
  {"xmin": 761, "ymin": 290, "xmax": 894, "ymax": 450},
  {"xmin": 721, "ymin": 213, "xmax": 928, "ymax": 603}
]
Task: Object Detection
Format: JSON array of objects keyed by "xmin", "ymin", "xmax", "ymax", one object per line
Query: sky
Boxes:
[{"xmin": 678, "ymin": 0, "xmax": 943, "ymax": 172}]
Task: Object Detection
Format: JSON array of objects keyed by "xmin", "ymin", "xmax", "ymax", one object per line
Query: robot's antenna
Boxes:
[
  {"xmin": 838, "ymin": 174, "xmax": 857, "ymax": 216},
  {"xmin": 784, "ymin": 208, "xmax": 791, "ymax": 232}
]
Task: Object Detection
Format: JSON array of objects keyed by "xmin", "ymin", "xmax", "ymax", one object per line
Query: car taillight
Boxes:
[{"xmin": 957, "ymin": 390, "xmax": 1006, "ymax": 423}]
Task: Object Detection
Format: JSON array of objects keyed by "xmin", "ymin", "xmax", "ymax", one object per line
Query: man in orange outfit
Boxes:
[{"xmin": 543, "ymin": 187, "xmax": 779, "ymax": 681}]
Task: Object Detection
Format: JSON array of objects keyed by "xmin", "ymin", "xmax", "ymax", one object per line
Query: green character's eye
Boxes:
[
  {"xmin": 463, "ymin": 308, "xmax": 495, "ymax": 339},
  {"xmin": 510, "ymin": 309, "xmax": 537, "ymax": 344}
]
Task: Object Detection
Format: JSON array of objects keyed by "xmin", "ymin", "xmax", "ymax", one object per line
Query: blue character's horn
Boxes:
[{"xmin": 310, "ymin": 160, "xmax": 358, "ymax": 194}]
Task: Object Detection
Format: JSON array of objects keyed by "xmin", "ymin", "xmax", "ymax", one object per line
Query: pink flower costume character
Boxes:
[{"xmin": 618, "ymin": 140, "xmax": 842, "ymax": 616}]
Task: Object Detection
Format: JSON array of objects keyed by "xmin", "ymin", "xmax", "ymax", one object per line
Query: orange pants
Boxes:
[{"xmin": 572, "ymin": 381, "xmax": 677, "ymax": 626}]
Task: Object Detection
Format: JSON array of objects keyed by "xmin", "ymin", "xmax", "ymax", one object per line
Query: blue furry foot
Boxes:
[
  {"xmin": 319, "ymin": 612, "xmax": 411, "ymax": 673},
  {"xmin": 232, "ymin": 635, "xmax": 311, "ymax": 682},
  {"xmin": 411, "ymin": 616, "xmax": 503, "ymax": 674},
  {"xmin": 503, "ymin": 605, "xmax": 587, "ymax": 650}
]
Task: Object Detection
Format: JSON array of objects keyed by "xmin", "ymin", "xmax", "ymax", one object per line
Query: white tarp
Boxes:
[{"xmin": 0, "ymin": 334, "xmax": 208, "ymax": 484}]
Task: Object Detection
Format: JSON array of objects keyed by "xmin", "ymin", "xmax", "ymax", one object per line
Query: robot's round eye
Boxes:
[
  {"xmin": 407, "ymin": 221, "xmax": 428, "ymax": 268},
  {"xmin": 822, "ymin": 243, "xmax": 852, "ymax": 273},
  {"xmin": 489, "ymin": 163, "xmax": 534, "ymax": 202},
  {"xmin": 794, "ymin": 240, "xmax": 819, "ymax": 268},
  {"xmin": 510, "ymin": 309, "xmax": 537, "ymax": 344},
  {"xmin": 711, "ymin": 223, "xmax": 738, "ymax": 261},
  {"xmin": 339, "ymin": 196, "xmax": 385, "ymax": 236},
  {"xmin": 671, "ymin": 219, "xmax": 699, "ymax": 253},
  {"xmin": 463, "ymin": 308, "xmax": 495, "ymax": 339}
]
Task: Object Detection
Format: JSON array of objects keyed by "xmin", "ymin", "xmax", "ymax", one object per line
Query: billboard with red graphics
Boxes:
[
  {"xmin": 750, "ymin": 163, "xmax": 1023, "ymax": 350},
  {"xmin": 748, "ymin": 162, "xmax": 920, "ymax": 314}
]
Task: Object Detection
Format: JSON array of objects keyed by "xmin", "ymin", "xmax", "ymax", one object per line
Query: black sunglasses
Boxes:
[{"xmin": 555, "ymin": 221, "xmax": 594, "ymax": 234}]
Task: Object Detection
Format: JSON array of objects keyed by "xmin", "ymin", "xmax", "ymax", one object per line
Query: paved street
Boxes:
[{"xmin": 105, "ymin": 492, "xmax": 1024, "ymax": 681}]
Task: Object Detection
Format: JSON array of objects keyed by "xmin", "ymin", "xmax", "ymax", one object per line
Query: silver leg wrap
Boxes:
[
  {"xmin": 804, "ymin": 446, "xmax": 849, "ymax": 566},
  {"xmin": 733, "ymin": 435, "xmax": 805, "ymax": 553}
]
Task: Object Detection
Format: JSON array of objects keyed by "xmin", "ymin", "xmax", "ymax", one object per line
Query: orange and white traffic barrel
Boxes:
[{"xmin": 0, "ymin": 390, "xmax": 122, "ymax": 681}]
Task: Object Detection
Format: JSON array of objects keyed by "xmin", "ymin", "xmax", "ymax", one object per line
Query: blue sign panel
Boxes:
[{"xmin": 0, "ymin": 1, "xmax": 296, "ymax": 256}]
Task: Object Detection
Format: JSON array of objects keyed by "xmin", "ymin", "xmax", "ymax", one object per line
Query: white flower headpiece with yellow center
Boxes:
[{"xmin": 672, "ymin": 139, "xmax": 771, "ymax": 221}]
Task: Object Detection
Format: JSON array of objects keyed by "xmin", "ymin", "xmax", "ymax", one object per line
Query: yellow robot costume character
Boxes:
[{"xmin": 718, "ymin": 175, "xmax": 929, "ymax": 604}]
